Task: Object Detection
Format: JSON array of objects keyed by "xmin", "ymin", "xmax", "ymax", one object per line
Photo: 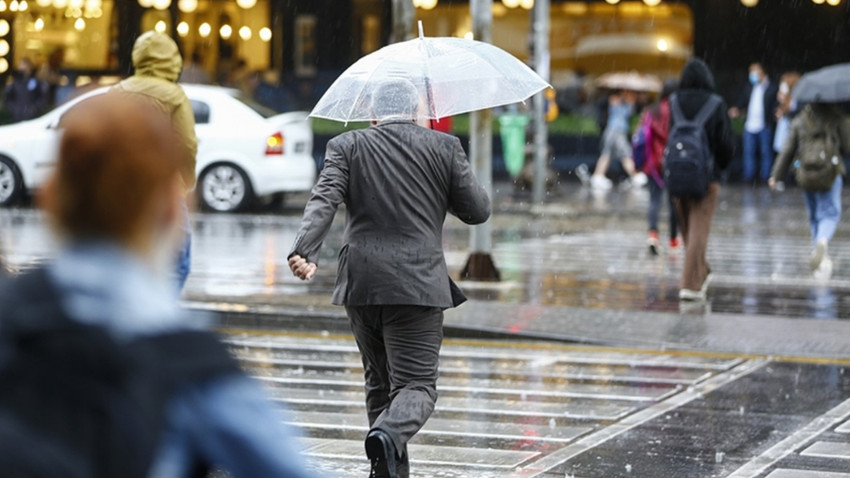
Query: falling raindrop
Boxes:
[{"xmin": 625, "ymin": 464, "xmax": 632, "ymax": 473}]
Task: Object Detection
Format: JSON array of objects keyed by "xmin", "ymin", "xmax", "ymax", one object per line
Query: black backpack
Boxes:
[
  {"xmin": 664, "ymin": 94, "xmax": 721, "ymax": 198},
  {"xmin": 0, "ymin": 268, "xmax": 242, "ymax": 478}
]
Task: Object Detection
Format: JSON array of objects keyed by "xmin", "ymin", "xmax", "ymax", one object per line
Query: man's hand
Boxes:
[{"xmin": 288, "ymin": 254, "xmax": 317, "ymax": 281}]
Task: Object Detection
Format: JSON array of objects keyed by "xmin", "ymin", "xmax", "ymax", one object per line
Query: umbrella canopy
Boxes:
[
  {"xmin": 793, "ymin": 63, "xmax": 850, "ymax": 104},
  {"xmin": 309, "ymin": 27, "xmax": 550, "ymax": 123},
  {"xmin": 595, "ymin": 71, "xmax": 662, "ymax": 93}
]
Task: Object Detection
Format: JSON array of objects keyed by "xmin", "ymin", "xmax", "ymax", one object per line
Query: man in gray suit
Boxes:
[{"xmin": 288, "ymin": 79, "xmax": 490, "ymax": 478}]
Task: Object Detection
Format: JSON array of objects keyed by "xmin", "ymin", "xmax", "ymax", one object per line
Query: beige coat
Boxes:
[{"xmin": 112, "ymin": 32, "xmax": 197, "ymax": 193}]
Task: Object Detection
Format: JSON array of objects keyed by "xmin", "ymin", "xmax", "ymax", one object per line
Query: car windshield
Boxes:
[{"xmin": 233, "ymin": 93, "xmax": 279, "ymax": 119}]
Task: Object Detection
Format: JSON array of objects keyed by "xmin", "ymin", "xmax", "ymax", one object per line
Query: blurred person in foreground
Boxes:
[
  {"xmin": 670, "ymin": 59, "xmax": 735, "ymax": 301},
  {"xmin": 0, "ymin": 92, "xmax": 312, "ymax": 478},
  {"xmin": 769, "ymin": 102, "xmax": 850, "ymax": 277},
  {"xmin": 642, "ymin": 79, "xmax": 680, "ymax": 256},
  {"xmin": 112, "ymin": 31, "xmax": 197, "ymax": 291},
  {"xmin": 288, "ymin": 78, "xmax": 491, "ymax": 478}
]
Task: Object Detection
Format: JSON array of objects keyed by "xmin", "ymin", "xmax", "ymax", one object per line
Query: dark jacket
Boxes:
[
  {"xmin": 737, "ymin": 79, "xmax": 780, "ymax": 130},
  {"xmin": 771, "ymin": 103, "xmax": 850, "ymax": 182},
  {"xmin": 4, "ymin": 73, "xmax": 47, "ymax": 122},
  {"xmin": 672, "ymin": 59, "xmax": 736, "ymax": 180},
  {"xmin": 290, "ymin": 120, "xmax": 491, "ymax": 308}
]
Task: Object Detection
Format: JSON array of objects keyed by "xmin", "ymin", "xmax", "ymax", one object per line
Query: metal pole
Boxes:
[
  {"xmin": 391, "ymin": 0, "xmax": 415, "ymax": 43},
  {"xmin": 461, "ymin": 0, "xmax": 500, "ymax": 281},
  {"xmin": 531, "ymin": 0, "xmax": 550, "ymax": 204}
]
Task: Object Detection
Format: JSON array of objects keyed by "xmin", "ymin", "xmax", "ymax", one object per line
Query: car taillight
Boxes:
[{"xmin": 265, "ymin": 132, "xmax": 284, "ymax": 155}]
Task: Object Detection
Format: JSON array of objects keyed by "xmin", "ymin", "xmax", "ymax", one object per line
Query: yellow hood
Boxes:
[{"xmin": 132, "ymin": 31, "xmax": 182, "ymax": 83}]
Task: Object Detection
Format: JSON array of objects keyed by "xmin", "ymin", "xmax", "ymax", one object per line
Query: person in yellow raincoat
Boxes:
[{"xmin": 112, "ymin": 31, "xmax": 197, "ymax": 291}]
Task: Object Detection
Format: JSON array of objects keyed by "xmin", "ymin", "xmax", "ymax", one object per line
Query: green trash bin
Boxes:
[{"xmin": 499, "ymin": 114, "xmax": 529, "ymax": 177}]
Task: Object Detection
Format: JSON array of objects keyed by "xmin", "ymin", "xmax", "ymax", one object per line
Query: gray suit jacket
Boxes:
[{"xmin": 290, "ymin": 120, "xmax": 491, "ymax": 308}]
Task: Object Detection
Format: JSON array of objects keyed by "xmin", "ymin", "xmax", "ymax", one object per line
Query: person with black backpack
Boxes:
[
  {"xmin": 769, "ymin": 102, "xmax": 850, "ymax": 277},
  {"xmin": 664, "ymin": 59, "xmax": 735, "ymax": 301},
  {"xmin": 0, "ymin": 93, "xmax": 312, "ymax": 478}
]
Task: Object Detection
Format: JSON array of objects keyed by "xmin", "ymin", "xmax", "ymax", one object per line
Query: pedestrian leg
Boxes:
[
  {"xmin": 371, "ymin": 305, "xmax": 443, "ymax": 470},
  {"xmin": 814, "ymin": 175, "xmax": 843, "ymax": 243},
  {"xmin": 346, "ymin": 306, "xmax": 391, "ymax": 426},
  {"xmin": 758, "ymin": 128, "xmax": 775, "ymax": 182},
  {"xmin": 677, "ymin": 183, "xmax": 719, "ymax": 292},
  {"xmin": 667, "ymin": 188, "xmax": 679, "ymax": 242},
  {"xmin": 742, "ymin": 131, "xmax": 757, "ymax": 182}
]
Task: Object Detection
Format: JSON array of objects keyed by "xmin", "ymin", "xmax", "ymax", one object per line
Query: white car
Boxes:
[{"xmin": 0, "ymin": 84, "xmax": 316, "ymax": 212}]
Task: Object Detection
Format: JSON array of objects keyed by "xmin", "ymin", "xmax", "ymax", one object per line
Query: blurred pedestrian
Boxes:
[
  {"xmin": 729, "ymin": 62, "xmax": 778, "ymax": 184},
  {"xmin": 769, "ymin": 102, "xmax": 850, "ymax": 277},
  {"xmin": 643, "ymin": 79, "xmax": 680, "ymax": 256},
  {"xmin": 288, "ymin": 78, "xmax": 491, "ymax": 478},
  {"xmin": 669, "ymin": 59, "xmax": 735, "ymax": 301},
  {"xmin": 773, "ymin": 71, "xmax": 801, "ymax": 154},
  {"xmin": 0, "ymin": 92, "xmax": 312, "ymax": 478},
  {"xmin": 37, "ymin": 48, "xmax": 65, "ymax": 109},
  {"xmin": 578, "ymin": 89, "xmax": 647, "ymax": 190},
  {"xmin": 4, "ymin": 58, "xmax": 48, "ymax": 122},
  {"xmin": 112, "ymin": 31, "xmax": 197, "ymax": 291},
  {"xmin": 179, "ymin": 51, "xmax": 212, "ymax": 85}
]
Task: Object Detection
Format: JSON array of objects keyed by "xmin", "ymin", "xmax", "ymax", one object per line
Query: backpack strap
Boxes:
[
  {"xmin": 669, "ymin": 93, "xmax": 721, "ymax": 127},
  {"xmin": 693, "ymin": 95, "xmax": 722, "ymax": 126}
]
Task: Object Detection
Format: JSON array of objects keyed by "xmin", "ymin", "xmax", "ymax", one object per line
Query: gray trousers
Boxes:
[{"xmin": 346, "ymin": 305, "xmax": 444, "ymax": 464}]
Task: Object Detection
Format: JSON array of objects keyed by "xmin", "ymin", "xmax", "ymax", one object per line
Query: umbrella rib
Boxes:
[{"xmin": 341, "ymin": 55, "xmax": 388, "ymax": 124}]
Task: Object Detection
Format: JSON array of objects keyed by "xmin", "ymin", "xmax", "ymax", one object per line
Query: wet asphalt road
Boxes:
[{"xmin": 3, "ymin": 181, "xmax": 850, "ymax": 476}]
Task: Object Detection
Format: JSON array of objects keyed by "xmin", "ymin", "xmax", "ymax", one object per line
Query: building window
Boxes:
[{"xmin": 294, "ymin": 14, "xmax": 316, "ymax": 77}]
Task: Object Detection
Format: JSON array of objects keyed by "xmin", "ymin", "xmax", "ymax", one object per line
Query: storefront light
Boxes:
[
  {"xmin": 604, "ymin": 0, "xmax": 621, "ymax": 4},
  {"xmin": 36, "ymin": 0, "xmax": 50, "ymax": 7},
  {"xmin": 0, "ymin": 1, "xmax": 6, "ymax": 12},
  {"xmin": 219, "ymin": 24, "xmax": 232, "ymax": 40},
  {"xmin": 34, "ymin": 17, "xmax": 44, "ymax": 32},
  {"xmin": 643, "ymin": 0, "xmax": 661, "ymax": 5},
  {"xmin": 199, "ymin": 22, "xmax": 211, "ymax": 38},
  {"xmin": 0, "ymin": 58, "xmax": 8, "ymax": 75},
  {"xmin": 258, "ymin": 26, "xmax": 271, "ymax": 42},
  {"xmin": 239, "ymin": 26, "xmax": 251, "ymax": 40},
  {"xmin": 177, "ymin": 0, "xmax": 196, "ymax": 13},
  {"xmin": 152, "ymin": 0, "xmax": 170, "ymax": 10},
  {"xmin": 235, "ymin": 0, "xmax": 256, "ymax": 8},
  {"xmin": 0, "ymin": 19, "xmax": 8, "ymax": 37},
  {"xmin": 154, "ymin": 20, "xmax": 167, "ymax": 33},
  {"xmin": 519, "ymin": 0, "xmax": 533, "ymax": 9},
  {"xmin": 18, "ymin": 0, "xmax": 27, "ymax": 11},
  {"xmin": 9, "ymin": 0, "xmax": 18, "ymax": 12},
  {"xmin": 741, "ymin": 0, "xmax": 758, "ymax": 6},
  {"xmin": 416, "ymin": 0, "xmax": 437, "ymax": 9},
  {"xmin": 138, "ymin": 0, "xmax": 153, "ymax": 7},
  {"xmin": 811, "ymin": 0, "xmax": 825, "ymax": 4},
  {"xmin": 53, "ymin": 0, "xmax": 68, "ymax": 7},
  {"xmin": 177, "ymin": 21, "xmax": 189, "ymax": 37},
  {"xmin": 74, "ymin": 17, "xmax": 85, "ymax": 31},
  {"xmin": 826, "ymin": 0, "xmax": 840, "ymax": 5},
  {"xmin": 501, "ymin": 0, "xmax": 520, "ymax": 8},
  {"xmin": 656, "ymin": 38, "xmax": 669, "ymax": 52},
  {"xmin": 0, "ymin": 40, "xmax": 9, "ymax": 56},
  {"xmin": 69, "ymin": 0, "xmax": 81, "ymax": 8}
]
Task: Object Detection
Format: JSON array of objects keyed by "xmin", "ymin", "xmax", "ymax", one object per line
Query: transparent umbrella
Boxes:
[{"xmin": 309, "ymin": 24, "xmax": 550, "ymax": 123}]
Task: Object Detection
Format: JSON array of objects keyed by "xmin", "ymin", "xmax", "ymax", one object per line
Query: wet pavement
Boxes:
[{"xmin": 3, "ymin": 181, "xmax": 850, "ymax": 476}]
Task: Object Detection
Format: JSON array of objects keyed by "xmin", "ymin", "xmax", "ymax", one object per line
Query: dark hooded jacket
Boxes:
[{"xmin": 671, "ymin": 59, "xmax": 735, "ymax": 180}]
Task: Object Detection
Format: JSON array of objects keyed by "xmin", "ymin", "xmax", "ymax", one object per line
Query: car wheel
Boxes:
[
  {"xmin": 0, "ymin": 156, "xmax": 23, "ymax": 206},
  {"xmin": 199, "ymin": 164, "xmax": 253, "ymax": 213}
]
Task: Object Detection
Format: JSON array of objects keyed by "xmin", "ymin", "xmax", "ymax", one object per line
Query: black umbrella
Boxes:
[{"xmin": 793, "ymin": 63, "xmax": 850, "ymax": 104}]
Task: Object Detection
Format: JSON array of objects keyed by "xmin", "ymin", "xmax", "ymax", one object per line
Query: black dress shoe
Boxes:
[{"xmin": 365, "ymin": 429, "xmax": 397, "ymax": 478}]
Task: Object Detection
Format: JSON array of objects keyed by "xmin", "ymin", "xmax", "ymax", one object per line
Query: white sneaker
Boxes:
[
  {"xmin": 590, "ymin": 175, "xmax": 613, "ymax": 190},
  {"xmin": 809, "ymin": 239, "xmax": 828, "ymax": 271},
  {"xmin": 631, "ymin": 172, "xmax": 648, "ymax": 187},
  {"xmin": 813, "ymin": 256, "xmax": 833, "ymax": 281},
  {"xmin": 575, "ymin": 163, "xmax": 591, "ymax": 186},
  {"xmin": 679, "ymin": 288, "xmax": 706, "ymax": 301}
]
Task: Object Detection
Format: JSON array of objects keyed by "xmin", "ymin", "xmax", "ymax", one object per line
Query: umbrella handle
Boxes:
[{"xmin": 418, "ymin": 20, "xmax": 424, "ymax": 39}]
